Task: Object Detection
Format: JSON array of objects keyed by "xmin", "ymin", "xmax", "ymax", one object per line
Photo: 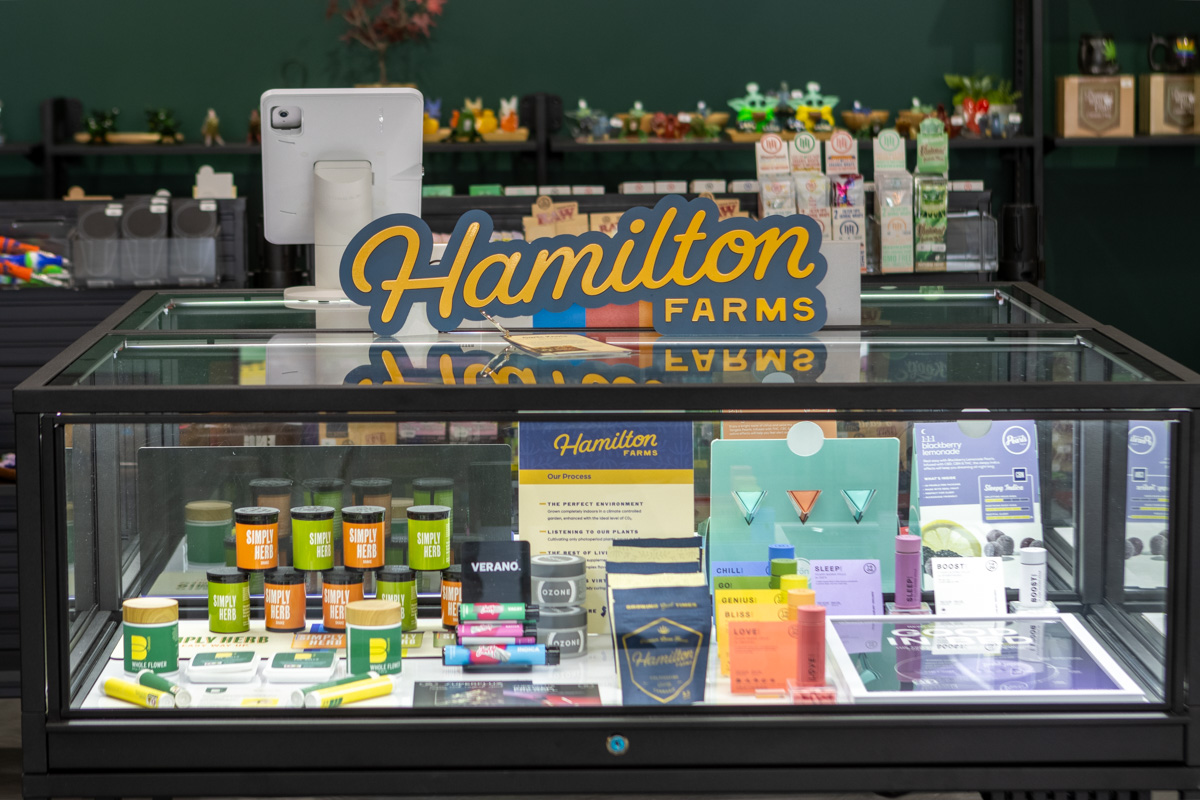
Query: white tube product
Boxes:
[{"xmin": 1020, "ymin": 547, "xmax": 1047, "ymax": 608}]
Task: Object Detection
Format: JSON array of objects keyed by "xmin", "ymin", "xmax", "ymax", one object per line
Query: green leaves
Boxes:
[{"xmin": 944, "ymin": 73, "xmax": 1020, "ymax": 106}]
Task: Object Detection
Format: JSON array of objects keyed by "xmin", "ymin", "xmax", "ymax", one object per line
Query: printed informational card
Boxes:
[
  {"xmin": 413, "ymin": 681, "xmax": 602, "ymax": 708},
  {"xmin": 728, "ymin": 620, "xmax": 796, "ymax": 693},
  {"xmin": 518, "ymin": 421, "xmax": 695, "ymax": 633},
  {"xmin": 930, "ymin": 557, "xmax": 1006, "ymax": 615},
  {"xmin": 1124, "ymin": 420, "xmax": 1171, "ymax": 590},
  {"xmin": 714, "ymin": 589, "xmax": 788, "ymax": 675},
  {"xmin": 912, "ymin": 421, "xmax": 1041, "ymax": 568},
  {"xmin": 809, "ymin": 559, "xmax": 883, "ymax": 615}
]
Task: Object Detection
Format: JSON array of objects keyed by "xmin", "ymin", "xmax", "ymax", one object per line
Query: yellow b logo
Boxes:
[
  {"xmin": 369, "ymin": 637, "xmax": 389, "ymax": 664},
  {"xmin": 130, "ymin": 635, "xmax": 148, "ymax": 660}
]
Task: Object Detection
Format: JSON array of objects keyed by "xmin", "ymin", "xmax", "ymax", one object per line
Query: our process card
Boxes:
[{"xmin": 518, "ymin": 421, "xmax": 694, "ymax": 633}]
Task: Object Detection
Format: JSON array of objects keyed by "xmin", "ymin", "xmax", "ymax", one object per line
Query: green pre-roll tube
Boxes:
[{"xmin": 137, "ymin": 669, "xmax": 192, "ymax": 708}]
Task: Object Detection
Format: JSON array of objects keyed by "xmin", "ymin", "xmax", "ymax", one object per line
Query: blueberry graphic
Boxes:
[
  {"xmin": 998, "ymin": 534, "xmax": 1015, "ymax": 556},
  {"xmin": 1150, "ymin": 532, "xmax": 1168, "ymax": 556},
  {"xmin": 1031, "ymin": 539, "xmax": 1044, "ymax": 549},
  {"xmin": 924, "ymin": 560, "xmax": 934, "ymax": 576},
  {"xmin": 1020, "ymin": 537, "xmax": 1035, "ymax": 549},
  {"xmin": 986, "ymin": 529, "xmax": 1005, "ymax": 542},
  {"xmin": 1129, "ymin": 537, "xmax": 1144, "ymax": 556},
  {"xmin": 1124, "ymin": 540, "xmax": 1135, "ymax": 560},
  {"xmin": 983, "ymin": 542, "xmax": 1000, "ymax": 557},
  {"xmin": 934, "ymin": 549, "xmax": 963, "ymax": 559},
  {"xmin": 922, "ymin": 545, "xmax": 935, "ymax": 562}
]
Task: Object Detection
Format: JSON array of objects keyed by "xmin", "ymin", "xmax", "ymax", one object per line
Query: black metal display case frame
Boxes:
[{"xmin": 14, "ymin": 283, "xmax": 1200, "ymax": 798}]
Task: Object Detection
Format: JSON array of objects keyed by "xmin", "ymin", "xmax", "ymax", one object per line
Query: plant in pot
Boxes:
[
  {"xmin": 326, "ymin": 0, "xmax": 446, "ymax": 87},
  {"xmin": 944, "ymin": 74, "xmax": 1021, "ymax": 135}
]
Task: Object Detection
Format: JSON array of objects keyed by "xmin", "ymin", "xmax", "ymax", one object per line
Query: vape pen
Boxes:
[
  {"xmin": 290, "ymin": 671, "xmax": 380, "ymax": 707},
  {"xmin": 304, "ymin": 675, "xmax": 394, "ymax": 708},
  {"xmin": 458, "ymin": 602, "xmax": 540, "ymax": 622},
  {"xmin": 455, "ymin": 621, "xmax": 538, "ymax": 638},
  {"xmin": 894, "ymin": 534, "xmax": 923, "ymax": 610},
  {"xmin": 457, "ymin": 636, "xmax": 538, "ymax": 646},
  {"xmin": 794, "ymin": 605, "xmax": 826, "ymax": 687},
  {"xmin": 442, "ymin": 644, "xmax": 561, "ymax": 667},
  {"xmin": 1020, "ymin": 547, "xmax": 1047, "ymax": 607}
]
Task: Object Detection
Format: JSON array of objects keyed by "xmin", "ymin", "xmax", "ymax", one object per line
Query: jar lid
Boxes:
[
  {"xmin": 250, "ymin": 478, "xmax": 293, "ymax": 491},
  {"xmin": 123, "ymin": 597, "xmax": 179, "ymax": 624},
  {"xmin": 342, "ymin": 505, "xmax": 386, "ymax": 524},
  {"xmin": 207, "ymin": 566, "xmax": 248, "ymax": 584},
  {"xmin": 265, "ymin": 567, "xmax": 304, "ymax": 585},
  {"xmin": 186, "ymin": 500, "xmax": 232, "ymax": 522},
  {"xmin": 322, "ymin": 566, "xmax": 363, "ymax": 585},
  {"xmin": 303, "ymin": 478, "xmax": 345, "ymax": 492},
  {"xmin": 378, "ymin": 565, "xmax": 415, "ymax": 582},
  {"xmin": 235, "ymin": 507, "xmax": 279, "ymax": 525},
  {"xmin": 531, "ymin": 553, "xmax": 586, "ymax": 578},
  {"xmin": 442, "ymin": 565, "xmax": 462, "ymax": 581},
  {"xmin": 770, "ymin": 557, "xmax": 798, "ymax": 576},
  {"xmin": 291, "ymin": 505, "xmax": 336, "ymax": 521},
  {"xmin": 1020, "ymin": 546, "xmax": 1047, "ymax": 566},
  {"xmin": 352, "ymin": 478, "xmax": 393, "ymax": 492},
  {"xmin": 537, "ymin": 605, "xmax": 587, "ymax": 628},
  {"xmin": 345, "ymin": 599, "xmax": 402, "ymax": 627},
  {"xmin": 407, "ymin": 504, "xmax": 451, "ymax": 521},
  {"xmin": 413, "ymin": 477, "xmax": 454, "ymax": 491}
]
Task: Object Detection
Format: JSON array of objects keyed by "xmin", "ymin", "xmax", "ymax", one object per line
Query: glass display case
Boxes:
[{"xmin": 15, "ymin": 283, "xmax": 1200, "ymax": 797}]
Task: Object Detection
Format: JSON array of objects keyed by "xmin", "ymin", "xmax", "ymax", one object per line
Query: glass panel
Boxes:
[
  {"xmin": 50, "ymin": 329, "xmax": 1177, "ymax": 388},
  {"xmin": 61, "ymin": 412, "xmax": 1175, "ymax": 713},
  {"xmin": 862, "ymin": 286, "xmax": 1074, "ymax": 326},
  {"xmin": 115, "ymin": 287, "xmax": 1075, "ymax": 332}
]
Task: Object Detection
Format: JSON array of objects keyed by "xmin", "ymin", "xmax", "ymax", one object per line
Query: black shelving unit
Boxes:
[{"xmin": 1047, "ymin": 135, "xmax": 1200, "ymax": 151}]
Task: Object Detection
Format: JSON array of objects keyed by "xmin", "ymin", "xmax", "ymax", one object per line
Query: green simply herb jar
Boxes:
[
  {"xmin": 291, "ymin": 505, "xmax": 335, "ymax": 572},
  {"xmin": 207, "ymin": 567, "xmax": 250, "ymax": 634},
  {"xmin": 376, "ymin": 565, "xmax": 417, "ymax": 631},
  {"xmin": 407, "ymin": 505, "xmax": 451, "ymax": 571}
]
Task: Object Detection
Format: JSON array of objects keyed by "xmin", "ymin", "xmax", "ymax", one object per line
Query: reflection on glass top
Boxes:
[
  {"xmin": 114, "ymin": 286, "xmax": 1074, "ymax": 332},
  {"xmin": 52, "ymin": 328, "xmax": 1174, "ymax": 387}
]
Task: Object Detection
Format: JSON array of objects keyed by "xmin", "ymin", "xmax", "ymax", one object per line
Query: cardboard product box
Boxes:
[
  {"xmin": 1138, "ymin": 74, "xmax": 1195, "ymax": 135},
  {"xmin": 949, "ymin": 180, "xmax": 985, "ymax": 191},
  {"xmin": 571, "ymin": 185, "xmax": 606, "ymax": 195},
  {"xmin": 878, "ymin": 205, "xmax": 914, "ymax": 274},
  {"xmin": 654, "ymin": 180, "xmax": 688, "ymax": 194},
  {"xmin": 504, "ymin": 186, "xmax": 539, "ymax": 196},
  {"xmin": 831, "ymin": 207, "xmax": 866, "ymax": 272},
  {"xmin": 468, "ymin": 184, "xmax": 503, "ymax": 196},
  {"xmin": 422, "ymin": 184, "xmax": 454, "ymax": 197},
  {"xmin": 319, "ymin": 422, "xmax": 398, "ymax": 446},
  {"xmin": 754, "ymin": 134, "xmax": 791, "ymax": 179},
  {"xmin": 759, "ymin": 180, "xmax": 796, "ymax": 216},
  {"xmin": 803, "ymin": 207, "xmax": 831, "ymax": 239},
  {"xmin": 728, "ymin": 179, "xmax": 759, "ymax": 194},
  {"xmin": 537, "ymin": 185, "xmax": 572, "ymax": 196},
  {"xmin": 1056, "ymin": 75, "xmax": 1136, "ymax": 137},
  {"xmin": 690, "ymin": 179, "xmax": 727, "ymax": 194},
  {"xmin": 619, "ymin": 181, "xmax": 656, "ymax": 195}
]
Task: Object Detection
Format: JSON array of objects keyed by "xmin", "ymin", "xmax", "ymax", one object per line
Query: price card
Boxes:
[
  {"xmin": 931, "ymin": 556, "xmax": 1006, "ymax": 615},
  {"xmin": 809, "ymin": 559, "xmax": 883, "ymax": 615}
]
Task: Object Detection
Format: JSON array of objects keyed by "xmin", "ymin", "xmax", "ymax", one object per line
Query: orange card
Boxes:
[{"xmin": 728, "ymin": 620, "xmax": 796, "ymax": 694}]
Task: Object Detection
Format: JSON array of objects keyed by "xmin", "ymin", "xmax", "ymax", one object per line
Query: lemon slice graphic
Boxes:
[{"xmin": 920, "ymin": 520, "xmax": 982, "ymax": 557}]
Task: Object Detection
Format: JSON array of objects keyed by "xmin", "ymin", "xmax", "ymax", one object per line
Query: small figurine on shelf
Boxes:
[
  {"xmin": 477, "ymin": 107, "xmax": 499, "ymax": 135},
  {"xmin": 201, "ymin": 109, "xmax": 224, "ymax": 146},
  {"xmin": 146, "ymin": 108, "xmax": 181, "ymax": 144},
  {"xmin": 794, "ymin": 82, "xmax": 838, "ymax": 135},
  {"xmin": 451, "ymin": 97, "xmax": 481, "ymax": 141},
  {"xmin": 247, "ymin": 109, "xmax": 261, "ymax": 144},
  {"xmin": 650, "ymin": 111, "xmax": 683, "ymax": 139},
  {"xmin": 500, "ymin": 96, "xmax": 519, "ymax": 133},
  {"xmin": 617, "ymin": 101, "xmax": 648, "ymax": 138},
  {"xmin": 423, "ymin": 98, "xmax": 441, "ymax": 135},
  {"xmin": 84, "ymin": 108, "xmax": 119, "ymax": 144},
  {"xmin": 896, "ymin": 97, "xmax": 933, "ymax": 138},
  {"xmin": 566, "ymin": 99, "xmax": 609, "ymax": 142},
  {"xmin": 728, "ymin": 83, "xmax": 774, "ymax": 133}
]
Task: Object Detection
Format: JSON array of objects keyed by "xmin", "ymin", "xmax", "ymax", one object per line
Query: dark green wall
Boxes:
[
  {"xmin": 1042, "ymin": 1, "xmax": 1200, "ymax": 371},
  {"xmin": 1, "ymin": 0, "xmax": 1197, "ymax": 369}
]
